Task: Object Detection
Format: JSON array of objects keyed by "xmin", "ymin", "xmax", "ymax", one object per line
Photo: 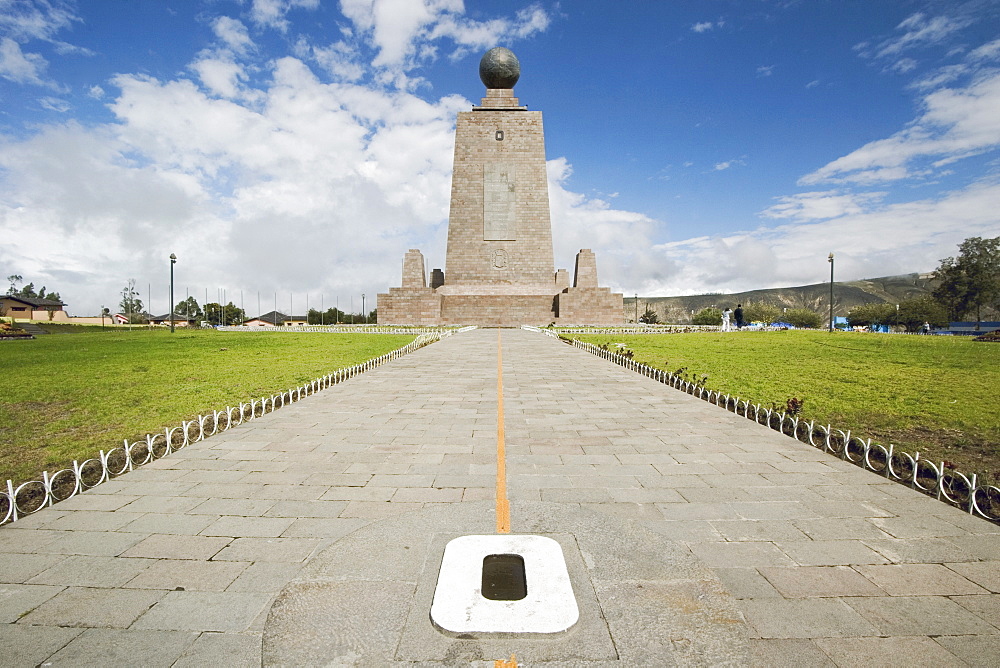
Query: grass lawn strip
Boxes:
[
  {"xmin": 1, "ymin": 328, "xmax": 416, "ymax": 484},
  {"xmin": 573, "ymin": 330, "xmax": 1000, "ymax": 483}
]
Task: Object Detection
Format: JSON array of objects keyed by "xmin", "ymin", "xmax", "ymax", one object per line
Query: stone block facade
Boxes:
[{"xmin": 378, "ymin": 58, "xmax": 623, "ymax": 327}]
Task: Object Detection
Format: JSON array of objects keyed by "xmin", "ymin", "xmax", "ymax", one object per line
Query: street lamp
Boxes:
[
  {"xmin": 828, "ymin": 252, "xmax": 834, "ymax": 332},
  {"xmin": 169, "ymin": 253, "xmax": 177, "ymax": 333},
  {"xmin": 634, "ymin": 293, "xmax": 638, "ymax": 324},
  {"xmin": 362, "ymin": 293, "xmax": 366, "ymax": 324}
]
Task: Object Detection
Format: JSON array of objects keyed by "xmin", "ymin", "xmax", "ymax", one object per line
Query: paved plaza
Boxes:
[{"xmin": 1, "ymin": 328, "xmax": 998, "ymax": 666}]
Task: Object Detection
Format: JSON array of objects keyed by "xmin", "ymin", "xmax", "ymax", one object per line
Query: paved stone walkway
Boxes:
[{"xmin": 1, "ymin": 328, "xmax": 997, "ymax": 666}]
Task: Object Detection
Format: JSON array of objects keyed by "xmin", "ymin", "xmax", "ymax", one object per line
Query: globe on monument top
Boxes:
[{"xmin": 479, "ymin": 47, "xmax": 520, "ymax": 89}]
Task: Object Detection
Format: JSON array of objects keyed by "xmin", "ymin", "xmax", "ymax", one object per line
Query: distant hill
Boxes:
[{"xmin": 629, "ymin": 273, "xmax": 937, "ymax": 324}]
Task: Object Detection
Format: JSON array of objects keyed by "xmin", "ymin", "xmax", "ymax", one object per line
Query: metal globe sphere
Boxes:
[{"xmin": 479, "ymin": 47, "xmax": 520, "ymax": 89}]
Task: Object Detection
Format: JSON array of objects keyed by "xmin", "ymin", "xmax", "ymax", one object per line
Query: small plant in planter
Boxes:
[
  {"xmin": 786, "ymin": 397, "xmax": 804, "ymax": 416},
  {"xmin": 0, "ymin": 322, "xmax": 31, "ymax": 338}
]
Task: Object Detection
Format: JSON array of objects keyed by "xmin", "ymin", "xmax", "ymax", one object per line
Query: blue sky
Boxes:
[{"xmin": 2, "ymin": 0, "xmax": 999, "ymax": 316}]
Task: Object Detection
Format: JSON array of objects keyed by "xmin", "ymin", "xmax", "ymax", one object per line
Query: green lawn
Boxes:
[
  {"xmin": 0, "ymin": 327, "xmax": 415, "ymax": 484},
  {"xmin": 574, "ymin": 330, "xmax": 1000, "ymax": 481}
]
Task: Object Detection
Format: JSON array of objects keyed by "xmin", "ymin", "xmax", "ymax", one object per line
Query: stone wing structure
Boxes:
[{"xmin": 378, "ymin": 48, "xmax": 623, "ymax": 326}]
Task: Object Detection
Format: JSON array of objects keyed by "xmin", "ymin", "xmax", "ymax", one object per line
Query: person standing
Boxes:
[
  {"xmin": 734, "ymin": 304, "xmax": 744, "ymax": 329},
  {"xmin": 721, "ymin": 307, "xmax": 732, "ymax": 332}
]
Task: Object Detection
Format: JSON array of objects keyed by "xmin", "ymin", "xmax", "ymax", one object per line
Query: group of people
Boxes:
[{"xmin": 721, "ymin": 304, "xmax": 744, "ymax": 332}]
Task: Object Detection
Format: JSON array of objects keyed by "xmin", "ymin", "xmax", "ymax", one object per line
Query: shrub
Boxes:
[
  {"xmin": 784, "ymin": 308, "xmax": 823, "ymax": 329},
  {"xmin": 692, "ymin": 307, "xmax": 722, "ymax": 326},
  {"xmin": 743, "ymin": 302, "xmax": 782, "ymax": 325},
  {"xmin": 847, "ymin": 302, "xmax": 895, "ymax": 328}
]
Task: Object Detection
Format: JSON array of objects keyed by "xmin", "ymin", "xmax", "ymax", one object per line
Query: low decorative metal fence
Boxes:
[
  {"xmin": 216, "ymin": 325, "xmax": 457, "ymax": 334},
  {"xmin": 566, "ymin": 336, "xmax": 1000, "ymax": 523},
  {"xmin": 521, "ymin": 325, "xmax": 559, "ymax": 338},
  {"xmin": 0, "ymin": 328, "xmax": 475, "ymax": 525},
  {"xmin": 557, "ymin": 325, "xmax": 719, "ymax": 334}
]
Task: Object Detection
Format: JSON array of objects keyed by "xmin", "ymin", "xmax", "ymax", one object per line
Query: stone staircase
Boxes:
[{"xmin": 18, "ymin": 322, "xmax": 49, "ymax": 335}]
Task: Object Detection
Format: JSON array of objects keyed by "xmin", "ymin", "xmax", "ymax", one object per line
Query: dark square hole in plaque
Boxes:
[{"xmin": 481, "ymin": 553, "xmax": 527, "ymax": 601}]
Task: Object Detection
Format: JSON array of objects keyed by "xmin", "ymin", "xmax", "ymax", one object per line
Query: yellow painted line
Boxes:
[
  {"xmin": 493, "ymin": 335, "xmax": 516, "ymax": 666},
  {"xmin": 496, "ymin": 328, "xmax": 510, "ymax": 534}
]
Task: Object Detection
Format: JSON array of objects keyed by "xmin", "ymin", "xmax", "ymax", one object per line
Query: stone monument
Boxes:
[{"xmin": 378, "ymin": 47, "xmax": 623, "ymax": 326}]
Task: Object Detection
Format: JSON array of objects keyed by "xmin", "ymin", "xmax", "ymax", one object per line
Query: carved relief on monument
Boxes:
[
  {"xmin": 491, "ymin": 248, "xmax": 509, "ymax": 270},
  {"xmin": 483, "ymin": 162, "xmax": 516, "ymax": 241}
]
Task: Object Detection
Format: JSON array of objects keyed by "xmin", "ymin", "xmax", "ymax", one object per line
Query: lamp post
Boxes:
[
  {"xmin": 169, "ymin": 253, "xmax": 177, "ymax": 333},
  {"xmin": 362, "ymin": 293, "xmax": 366, "ymax": 324},
  {"xmin": 634, "ymin": 293, "xmax": 638, "ymax": 324},
  {"xmin": 828, "ymin": 252, "xmax": 834, "ymax": 332}
]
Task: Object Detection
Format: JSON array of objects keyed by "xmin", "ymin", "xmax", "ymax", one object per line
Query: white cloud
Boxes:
[
  {"xmin": 968, "ymin": 38, "xmax": 1000, "ymax": 63},
  {"xmin": 856, "ymin": 12, "xmax": 974, "ymax": 76},
  {"xmin": 295, "ymin": 37, "xmax": 365, "ymax": 82},
  {"xmin": 339, "ymin": 0, "xmax": 549, "ymax": 77},
  {"xmin": 0, "ymin": 48, "xmax": 471, "ymax": 315},
  {"xmin": 0, "ymin": 0, "xmax": 80, "ymax": 42},
  {"xmin": 876, "ymin": 13, "xmax": 970, "ymax": 58},
  {"xmin": 691, "ymin": 20, "xmax": 723, "ymax": 33},
  {"xmin": 37, "ymin": 95, "xmax": 69, "ymax": 112},
  {"xmin": 0, "ymin": 1, "xmax": 85, "ymax": 89},
  {"xmin": 801, "ymin": 70, "xmax": 1000, "ymax": 185},
  {"xmin": 0, "ymin": 37, "xmax": 59, "ymax": 88},
  {"xmin": 212, "ymin": 16, "xmax": 254, "ymax": 55},
  {"xmin": 249, "ymin": 0, "xmax": 320, "ymax": 32},
  {"xmin": 713, "ymin": 158, "xmax": 745, "ymax": 172},
  {"xmin": 760, "ymin": 191, "xmax": 887, "ymax": 221},
  {"xmin": 909, "ymin": 64, "xmax": 967, "ymax": 91},
  {"xmin": 547, "ymin": 158, "xmax": 663, "ymax": 293},
  {"xmin": 646, "ymin": 177, "xmax": 1000, "ymax": 295},
  {"xmin": 756, "ymin": 65, "xmax": 773, "ymax": 77},
  {"xmin": 0, "ymin": 35, "xmax": 48, "ymax": 85},
  {"xmin": 189, "ymin": 55, "xmax": 252, "ymax": 100},
  {"xmin": 5, "ymin": 1, "xmax": 993, "ymax": 318}
]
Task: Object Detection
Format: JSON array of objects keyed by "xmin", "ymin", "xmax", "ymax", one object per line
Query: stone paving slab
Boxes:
[{"xmin": 0, "ymin": 327, "xmax": 997, "ymax": 666}]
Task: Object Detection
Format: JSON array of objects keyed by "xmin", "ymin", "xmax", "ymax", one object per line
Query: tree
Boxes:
[
  {"xmin": 692, "ymin": 307, "xmax": 722, "ymax": 326},
  {"xmin": 895, "ymin": 296, "xmax": 949, "ymax": 332},
  {"xmin": 119, "ymin": 279, "xmax": 145, "ymax": 323},
  {"xmin": 639, "ymin": 308, "xmax": 659, "ymax": 324},
  {"xmin": 932, "ymin": 236, "xmax": 1000, "ymax": 326},
  {"xmin": 308, "ymin": 307, "xmax": 348, "ymax": 325},
  {"xmin": 846, "ymin": 302, "xmax": 895, "ymax": 328},
  {"xmin": 203, "ymin": 302, "xmax": 245, "ymax": 326},
  {"xmin": 224, "ymin": 302, "xmax": 245, "ymax": 325},
  {"xmin": 784, "ymin": 308, "xmax": 823, "ymax": 329},
  {"xmin": 4, "ymin": 277, "xmax": 60, "ymax": 301},
  {"xmin": 174, "ymin": 297, "xmax": 202, "ymax": 320},
  {"xmin": 744, "ymin": 301, "xmax": 782, "ymax": 325}
]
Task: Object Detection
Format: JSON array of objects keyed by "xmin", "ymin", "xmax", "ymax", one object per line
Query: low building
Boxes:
[
  {"xmin": 148, "ymin": 313, "xmax": 198, "ymax": 327},
  {"xmin": 244, "ymin": 311, "xmax": 309, "ymax": 327},
  {"xmin": 0, "ymin": 295, "xmax": 67, "ymax": 321}
]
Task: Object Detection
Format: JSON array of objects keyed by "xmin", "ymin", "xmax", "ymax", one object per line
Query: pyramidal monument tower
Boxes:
[{"xmin": 378, "ymin": 47, "xmax": 623, "ymax": 326}]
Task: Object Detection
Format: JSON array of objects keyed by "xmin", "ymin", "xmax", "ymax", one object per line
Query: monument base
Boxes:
[
  {"xmin": 555, "ymin": 287, "xmax": 624, "ymax": 326},
  {"xmin": 440, "ymin": 293, "xmax": 557, "ymax": 326},
  {"xmin": 378, "ymin": 285, "xmax": 624, "ymax": 327},
  {"xmin": 378, "ymin": 287, "xmax": 443, "ymax": 326}
]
